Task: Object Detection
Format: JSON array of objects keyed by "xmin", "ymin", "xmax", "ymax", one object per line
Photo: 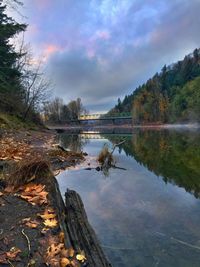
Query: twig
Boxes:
[
  {"xmin": 111, "ymin": 140, "xmax": 126, "ymax": 154},
  {"xmin": 7, "ymin": 259, "xmax": 15, "ymax": 267},
  {"xmin": 22, "ymin": 228, "xmax": 31, "ymax": 254},
  {"xmin": 111, "ymin": 165, "xmax": 126, "ymax": 170}
]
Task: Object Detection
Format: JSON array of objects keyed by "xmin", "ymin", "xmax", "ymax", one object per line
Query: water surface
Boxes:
[{"xmin": 57, "ymin": 129, "xmax": 200, "ymax": 267}]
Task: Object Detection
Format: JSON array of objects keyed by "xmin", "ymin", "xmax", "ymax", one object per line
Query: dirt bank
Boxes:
[
  {"xmin": 0, "ymin": 128, "xmax": 111, "ymax": 267},
  {"xmin": 0, "ymin": 129, "xmax": 86, "ymax": 266}
]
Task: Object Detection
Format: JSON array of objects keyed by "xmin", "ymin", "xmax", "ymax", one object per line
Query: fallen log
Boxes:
[{"xmin": 65, "ymin": 189, "xmax": 112, "ymax": 267}]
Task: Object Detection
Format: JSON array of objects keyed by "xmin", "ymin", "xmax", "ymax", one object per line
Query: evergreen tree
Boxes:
[
  {"xmin": 0, "ymin": 2, "xmax": 26, "ymax": 112},
  {"xmin": 110, "ymin": 48, "xmax": 200, "ymax": 124}
]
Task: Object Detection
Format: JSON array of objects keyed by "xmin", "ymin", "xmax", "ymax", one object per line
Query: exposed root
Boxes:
[
  {"xmin": 6, "ymin": 156, "xmax": 50, "ymax": 187},
  {"xmin": 97, "ymin": 144, "xmax": 114, "ymax": 167}
]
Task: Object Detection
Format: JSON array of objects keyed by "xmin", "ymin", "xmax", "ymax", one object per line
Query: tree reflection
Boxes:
[
  {"xmin": 107, "ymin": 130, "xmax": 200, "ymax": 198},
  {"xmin": 59, "ymin": 134, "xmax": 89, "ymax": 153}
]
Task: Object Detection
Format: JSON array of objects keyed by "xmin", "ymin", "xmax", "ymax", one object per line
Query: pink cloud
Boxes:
[{"xmin": 43, "ymin": 44, "xmax": 62, "ymax": 60}]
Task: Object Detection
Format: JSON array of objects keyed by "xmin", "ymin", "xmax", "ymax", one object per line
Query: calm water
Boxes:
[{"xmin": 57, "ymin": 128, "xmax": 200, "ymax": 267}]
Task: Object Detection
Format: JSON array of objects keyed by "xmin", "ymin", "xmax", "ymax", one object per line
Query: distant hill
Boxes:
[{"xmin": 109, "ymin": 48, "xmax": 200, "ymax": 123}]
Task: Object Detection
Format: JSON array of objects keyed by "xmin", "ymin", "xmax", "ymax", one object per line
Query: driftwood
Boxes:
[
  {"xmin": 57, "ymin": 144, "xmax": 67, "ymax": 152},
  {"xmin": 110, "ymin": 139, "xmax": 126, "ymax": 154},
  {"xmin": 53, "ymin": 178, "xmax": 72, "ymax": 248},
  {"xmin": 65, "ymin": 189, "xmax": 112, "ymax": 267},
  {"xmin": 98, "ymin": 139, "xmax": 126, "ymax": 172}
]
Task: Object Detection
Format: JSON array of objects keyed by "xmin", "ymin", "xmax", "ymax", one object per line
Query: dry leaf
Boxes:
[
  {"xmin": 60, "ymin": 247, "xmax": 75, "ymax": 258},
  {"xmin": 25, "ymin": 220, "xmax": 39, "ymax": 229},
  {"xmin": 59, "ymin": 232, "xmax": 65, "ymax": 243},
  {"xmin": 60, "ymin": 258, "xmax": 70, "ymax": 267},
  {"xmin": 68, "ymin": 248, "xmax": 75, "ymax": 258},
  {"xmin": 76, "ymin": 253, "xmax": 86, "ymax": 263},
  {"xmin": 44, "ymin": 218, "xmax": 58, "ymax": 228},
  {"xmin": 20, "ymin": 184, "xmax": 48, "ymax": 206},
  {"xmin": 6, "ymin": 247, "xmax": 21, "ymax": 260},
  {"xmin": 0, "ymin": 192, "xmax": 3, "ymax": 197},
  {"xmin": 39, "ymin": 210, "xmax": 56, "ymax": 220},
  {"xmin": 47, "ymin": 243, "xmax": 64, "ymax": 258}
]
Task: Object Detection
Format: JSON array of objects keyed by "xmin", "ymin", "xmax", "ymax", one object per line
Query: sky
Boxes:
[{"xmin": 14, "ymin": 0, "xmax": 200, "ymax": 112}]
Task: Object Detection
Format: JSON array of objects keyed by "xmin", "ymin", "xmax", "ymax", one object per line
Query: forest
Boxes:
[{"xmin": 110, "ymin": 48, "xmax": 200, "ymax": 124}]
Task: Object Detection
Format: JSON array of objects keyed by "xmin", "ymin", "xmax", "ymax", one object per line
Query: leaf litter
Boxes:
[{"xmin": 1, "ymin": 183, "xmax": 87, "ymax": 266}]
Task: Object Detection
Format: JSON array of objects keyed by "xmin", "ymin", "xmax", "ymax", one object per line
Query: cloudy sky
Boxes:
[{"xmin": 18, "ymin": 0, "xmax": 200, "ymax": 112}]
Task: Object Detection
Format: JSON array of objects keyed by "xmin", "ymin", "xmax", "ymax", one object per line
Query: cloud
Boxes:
[{"xmin": 24, "ymin": 0, "xmax": 200, "ymax": 112}]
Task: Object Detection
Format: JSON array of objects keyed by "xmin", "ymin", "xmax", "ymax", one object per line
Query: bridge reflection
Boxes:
[{"xmin": 79, "ymin": 112, "xmax": 132, "ymax": 121}]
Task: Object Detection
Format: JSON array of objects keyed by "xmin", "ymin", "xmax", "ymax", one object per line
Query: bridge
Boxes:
[{"xmin": 78, "ymin": 112, "xmax": 132, "ymax": 121}]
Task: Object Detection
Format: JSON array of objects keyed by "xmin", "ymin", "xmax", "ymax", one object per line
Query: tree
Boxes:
[
  {"xmin": 43, "ymin": 97, "xmax": 87, "ymax": 124},
  {"xmin": 110, "ymin": 48, "xmax": 200, "ymax": 124},
  {"xmin": 0, "ymin": 2, "xmax": 26, "ymax": 113},
  {"xmin": 43, "ymin": 98, "xmax": 63, "ymax": 123},
  {"xmin": 21, "ymin": 59, "xmax": 51, "ymax": 119}
]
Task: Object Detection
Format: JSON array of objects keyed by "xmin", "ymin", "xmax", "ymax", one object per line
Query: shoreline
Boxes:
[{"xmin": 0, "ymin": 128, "xmax": 111, "ymax": 266}]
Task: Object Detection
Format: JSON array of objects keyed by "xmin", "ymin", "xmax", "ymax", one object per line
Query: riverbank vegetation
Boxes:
[
  {"xmin": 43, "ymin": 97, "xmax": 87, "ymax": 124},
  {"xmin": 109, "ymin": 48, "xmax": 200, "ymax": 124},
  {"xmin": 0, "ymin": 2, "xmax": 51, "ymax": 126}
]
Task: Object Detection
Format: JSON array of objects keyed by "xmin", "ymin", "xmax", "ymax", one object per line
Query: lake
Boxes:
[{"xmin": 57, "ymin": 128, "xmax": 200, "ymax": 267}]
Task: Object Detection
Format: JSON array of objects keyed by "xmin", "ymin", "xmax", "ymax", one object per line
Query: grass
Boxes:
[
  {"xmin": 6, "ymin": 157, "xmax": 50, "ymax": 187},
  {"xmin": 0, "ymin": 113, "xmax": 39, "ymax": 130}
]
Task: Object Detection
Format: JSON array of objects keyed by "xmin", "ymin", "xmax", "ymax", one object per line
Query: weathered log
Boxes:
[
  {"xmin": 37, "ymin": 175, "xmax": 72, "ymax": 248},
  {"xmin": 53, "ymin": 178, "xmax": 72, "ymax": 248},
  {"xmin": 65, "ymin": 189, "xmax": 112, "ymax": 267}
]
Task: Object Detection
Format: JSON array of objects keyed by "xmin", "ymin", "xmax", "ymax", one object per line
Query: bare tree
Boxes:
[{"xmin": 15, "ymin": 35, "xmax": 51, "ymax": 119}]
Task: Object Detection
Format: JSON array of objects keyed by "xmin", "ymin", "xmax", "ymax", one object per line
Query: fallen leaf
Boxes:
[
  {"xmin": 59, "ymin": 232, "xmax": 65, "ymax": 243},
  {"xmin": 68, "ymin": 248, "xmax": 75, "ymax": 258},
  {"xmin": 6, "ymin": 247, "xmax": 21, "ymax": 260},
  {"xmin": 39, "ymin": 210, "xmax": 56, "ymax": 220},
  {"xmin": 19, "ymin": 184, "xmax": 48, "ymax": 206},
  {"xmin": 47, "ymin": 243, "xmax": 64, "ymax": 258},
  {"xmin": 0, "ymin": 192, "xmax": 3, "ymax": 197},
  {"xmin": 76, "ymin": 253, "xmax": 86, "ymax": 263},
  {"xmin": 44, "ymin": 218, "xmax": 58, "ymax": 228},
  {"xmin": 25, "ymin": 220, "xmax": 39, "ymax": 229},
  {"xmin": 60, "ymin": 247, "xmax": 74, "ymax": 258},
  {"xmin": 60, "ymin": 257, "xmax": 70, "ymax": 267}
]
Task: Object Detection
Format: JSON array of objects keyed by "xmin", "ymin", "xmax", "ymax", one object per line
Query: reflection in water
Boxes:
[
  {"xmin": 58, "ymin": 129, "xmax": 200, "ymax": 267},
  {"xmin": 105, "ymin": 129, "xmax": 200, "ymax": 199},
  {"xmin": 59, "ymin": 133, "xmax": 89, "ymax": 152}
]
